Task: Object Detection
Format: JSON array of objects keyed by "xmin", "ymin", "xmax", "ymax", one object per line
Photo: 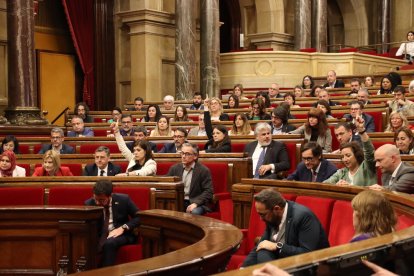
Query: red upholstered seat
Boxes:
[
  {"xmin": 79, "ymin": 144, "xmax": 120, "ymax": 154},
  {"xmin": 17, "ymin": 163, "xmax": 31, "ymax": 176},
  {"xmin": 93, "ymin": 129, "xmax": 110, "ymax": 137},
  {"xmin": 339, "ymin": 47, "xmax": 358, "ymax": 53},
  {"xmin": 157, "ymin": 161, "xmax": 176, "ymax": 176},
  {"xmin": 48, "ymin": 186, "xmax": 92, "ymax": 205},
  {"xmin": 19, "ymin": 144, "xmax": 30, "ymax": 154},
  {"xmin": 284, "ymin": 141, "xmax": 299, "ymax": 174},
  {"xmin": 231, "ymin": 143, "xmax": 246, "ymax": 153},
  {"xmin": 295, "ymin": 196, "xmax": 336, "ymax": 234},
  {"xmin": 62, "ymin": 163, "xmax": 82, "ymax": 176},
  {"xmin": 0, "ymin": 187, "xmax": 44, "ymax": 205},
  {"xmin": 114, "ymin": 162, "xmax": 128, "ymax": 173},
  {"xmin": 396, "ymin": 214, "xmax": 414, "ymax": 230},
  {"xmin": 364, "ymin": 110, "xmax": 384, "ymax": 132},
  {"xmin": 328, "ymin": 200, "xmax": 355, "ymax": 246},
  {"xmin": 300, "ymin": 48, "xmax": 317, "ymax": 53},
  {"xmin": 113, "ymin": 187, "xmax": 151, "ymax": 210}
]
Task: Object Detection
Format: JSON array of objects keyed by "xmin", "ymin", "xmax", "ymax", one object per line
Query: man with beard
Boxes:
[
  {"xmin": 241, "ymin": 188, "xmax": 329, "ymax": 267},
  {"xmin": 349, "ymin": 78, "xmax": 361, "ymax": 97},
  {"xmin": 159, "ymin": 127, "xmax": 187, "ymax": 153},
  {"xmin": 287, "ymin": 142, "xmax": 337, "ymax": 182},
  {"xmin": 189, "ymin": 92, "xmax": 204, "ymax": 110}
]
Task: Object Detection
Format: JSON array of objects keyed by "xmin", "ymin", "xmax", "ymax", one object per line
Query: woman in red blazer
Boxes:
[{"xmin": 32, "ymin": 150, "xmax": 73, "ymax": 176}]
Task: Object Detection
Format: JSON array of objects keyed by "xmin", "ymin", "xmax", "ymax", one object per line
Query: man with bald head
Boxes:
[
  {"xmin": 370, "ymin": 144, "xmax": 414, "ymax": 194},
  {"xmin": 323, "ymin": 70, "xmax": 345, "ymax": 89}
]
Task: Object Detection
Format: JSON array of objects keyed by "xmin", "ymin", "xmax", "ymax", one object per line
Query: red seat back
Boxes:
[
  {"xmin": 48, "ymin": 186, "xmax": 92, "ymax": 205},
  {"xmin": 396, "ymin": 214, "xmax": 414, "ymax": 230},
  {"xmin": 364, "ymin": 111, "xmax": 383, "ymax": 132},
  {"xmin": 295, "ymin": 196, "xmax": 336, "ymax": 234},
  {"xmin": 113, "ymin": 187, "xmax": 151, "ymax": 210},
  {"xmin": 328, "ymin": 200, "xmax": 355, "ymax": 246},
  {"xmin": 246, "ymin": 202, "xmax": 266, "ymax": 250},
  {"xmin": 19, "ymin": 144, "xmax": 30, "ymax": 154},
  {"xmin": 204, "ymin": 163, "xmax": 228, "ymax": 194},
  {"xmin": 0, "ymin": 187, "xmax": 44, "ymax": 205},
  {"xmin": 79, "ymin": 144, "xmax": 120, "ymax": 154},
  {"xmin": 93, "ymin": 129, "xmax": 109, "ymax": 137},
  {"xmin": 17, "ymin": 163, "xmax": 31, "ymax": 176},
  {"xmin": 62, "ymin": 164, "xmax": 82, "ymax": 176},
  {"xmin": 157, "ymin": 162, "xmax": 176, "ymax": 176}
]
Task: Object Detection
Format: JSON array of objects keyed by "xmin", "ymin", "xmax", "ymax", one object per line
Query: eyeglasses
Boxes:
[
  {"xmin": 180, "ymin": 152, "xmax": 194, "ymax": 157},
  {"xmin": 271, "ymin": 115, "xmax": 280, "ymax": 119},
  {"xmin": 350, "ymin": 108, "xmax": 361, "ymax": 111},
  {"xmin": 173, "ymin": 135, "xmax": 184, "ymax": 139},
  {"xmin": 302, "ymin": 157, "xmax": 315, "ymax": 162},
  {"xmin": 121, "ymin": 121, "xmax": 132, "ymax": 124},
  {"xmin": 51, "ymin": 136, "xmax": 62, "ymax": 140}
]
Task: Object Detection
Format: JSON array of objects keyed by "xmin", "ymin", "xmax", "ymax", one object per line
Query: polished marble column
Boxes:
[
  {"xmin": 175, "ymin": 0, "xmax": 196, "ymax": 100},
  {"xmin": 312, "ymin": 0, "xmax": 327, "ymax": 52},
  {"xmin": 378, "ymin": 0, "xmax": 390, "ymax": 53},
  {"xmin": 295, "ymin": 0, "xmax": 311, "ymax": 50},
  {"xmin": 200, "ymin": 0, "xmax": 220, "ymax": 98},
  {"xmin": 6, "ymin": 0, "xmax": 46, "ymax": 125}
]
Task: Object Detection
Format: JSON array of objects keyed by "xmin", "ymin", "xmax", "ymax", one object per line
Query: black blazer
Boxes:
[
  {"xmin": 159, "ymin": 142, "xmax": 177, "ymax": 153},
  {"xmin": 83, "ymin": 162, "xmax": 122, "ymax": 176},
  {"xmin": 204, "ymin": 111, "xmax": 231, "ymax": 153},
  {"xmin": 342, "ymin": 113, "xmax": 376, "ymax": 132},
  {"xmin": 323, "ymin": 79, "xmax": 345, "ymax": 88},
  {"xmin": 38, "ymin": 144, "xmax": 75, "ymax": 154},
  {"xmin": 242, "ymin": 201, "xmax": 329, "ymax": 267},
  {"xmin": 128, "ymin": 141, "xmax": 158, "ymax": 153},
  {"xmin": 244, "ymin": 140, "xmax": 290, "ymax": 179},
  {"xmin": 287, "ymin": 159, "xmax": 338, "ymax": 182},
  {"xmin": 270, "ymin": 123, "xmax": 296, "ymax": 134}
]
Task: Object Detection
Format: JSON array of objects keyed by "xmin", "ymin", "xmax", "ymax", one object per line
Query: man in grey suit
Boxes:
[
  {"xmin": 166, "ymin": 142, "xmax": 213, "ymax": 215},
  {"xmin": 370, "ymin": 144, "xmax": 414, "ymax": 194},
  {"xmin": 244, "ymin": 123, "xmax": 290, "ymax": 179}
]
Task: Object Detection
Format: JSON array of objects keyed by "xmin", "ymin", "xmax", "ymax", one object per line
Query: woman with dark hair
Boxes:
[
  {"xmin": 293, "ymin": 85, "xmax": 305, "ymax": 98},
  {"xmin": 0, "ymin": 135, "xmax": 20, "ymax": 154},
  {"xmin": 228, "ymin": 113, "xmax": 254, "ymax": 136},
  {"xmin": 364, "ymin": 76, "xmax": 375, "ymax": 87},
  {"xmin": 225, "ymin": 94, "xmax": 240, "ymax": 109},
  {"xmin": 0, "ymin": 151, "xmax": 25, "ymax": 177},
  {"xmin": 377, "ymin": 75, "xmax": 396, "ymax": 95},
  {"xmin": 394, "ymin": 127, "xmax": 414, "ymax": 155},
  {"xmin": 302, "ymin": 75, "xmax": 314, "ymax": 90},
  {"xmin": 108, "ymin": 107, "xmax": 123, "ymax": 123},
  {"xmin": 289, "ymin": 108, "xmax": 332, "ymax": 152},
  {"xmin": 396, "ymin": 30, "xmax": 414, "ymax": 64},
  {"xmin": 316, "ymin": 100, "xmax": 333, "ymax": 118},
  {"xmin": 32, "ymin": 150, "xmax": 73, "ymax": 176},
  {"xmin": 112, "ymin": 122, "xmax": 157, "ymax": 176},
  {"xmin": 141, "ymin": 104, "xmax": 162, "ymax": 122},
  {"xmin": 200, "ymin": 99, "xmax": 231, "ymax": 153},
  {"xmin": 233, "ymin": 83, "xmax": 248, "ymax": 100},
  {"xmin": 255, "ymin": 91, "xmax": 271, "ymax": 108},
  {"xmin": 170, "ymin": 105, "xmax": 192, "ymax": 122},
  {"xmin": 283, "ymin": 92, "xmax": 300, "ymax": 108},
  {"xmin": 248, "ymin": 98, "xmax": 271, "ymax": 120},
  {"xmin": 309, "ymin": 85, "xmax": 323, "ymax": 97},
  {"xmin": 324, "ymin": 117, "xmax": 376, "ymax": 186}
]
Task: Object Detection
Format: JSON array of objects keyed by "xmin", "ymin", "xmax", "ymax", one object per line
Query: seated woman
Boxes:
[
  {"xmin": 364, "ymin": 76, "xmax": 375, "ymax": 88},
  {"xmin": 200, "ymin": 99, "xmax": 231, "ymax": 153},
  {"xmin": 107, "ymin": 107, "xmax": 122, "ymax": 123},
  {"xmin": 141, "ymin": 104, "xmax": 162, "ymax": 122},
  {"xmin": 247, "ymin": 98, "xmax": 271, "ymax": 120},
  {"xmin": 0, "ymin": 151, "xmax": 25, "ymax": 177},
  {"xmin": 396, "ymin": 30, "xmax": 414, "ymax": 64},
  {"xmin": 315, "ymin": 100, "xmax": 334, "ymax": 119},
  {"xmin": 377, "ymin": 75, "xmax": 396, "ymax": 95},
  {"xmin": 394, "ymin": 127, "xmax": 414, "ymax": 155},
  {"xmin": 170, "ymin": 105, "xmax": 193, "ymax": 122},
  {"xmin": 302, "ymin": 75, "xmax": 314, "ymax": 90},
  {"xmin": 207, "ymin": 97, "xmax": 229, "ymax": 121},
  {"xmin": 0, "ymin": 135, "xmax": 20, "ymax": 154},
  {"xmin": 323, "ymin": 117, "xmax": 377, "ymax": 186},
  {"xmin": 150, "ymin": 115, "xmax": 174, "ymax": 137},
  {"xmin": 283, "ymin": 92, "xmax": 300, "ymax": 108},
  {"xmin": 233, "ymin": 83, "xmax": 248, "ymax": 100},
  {"xmin": 293, "ymin": 85, "xmax": 305, "ymax": 98},
  {"xmin": 224, "ymin": 94, "xmax": 240, "ymax": 109},
  {"xmin": 351, "ymin": 190, "xmax": 396, "ymax": 242},
  {"xmin": 309, "ymin": 85, "xmax": 323, "ymax": 97},
  {"xmin": 384, "ymin": 111, "xmax": 413, "ymax": 133},
  {"xmin": 289, "ymin": 108, "xmax": 332, "ymax": 152},
  {"xmin": 32, "ymin": 150, "xmax": 73, "ymax": 176},
  {"xmin": 228, "ymin": 113, "xmax": 254, "ymax": 136},
  {"xmin": 112, "ymin": 122, "xmax": 157, "ymax": 176},
  {"xmin": 255, "ymin": 91, "xmax": 271, "ymax": 108}
]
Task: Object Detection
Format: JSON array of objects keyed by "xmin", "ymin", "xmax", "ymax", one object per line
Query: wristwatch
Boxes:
[
  {"xmin": 276, "ymin": 242, "xmax": 283, "ymax": 251},
  {"xmin": 121, "ymin": 224, "xmax": 129, "ymax": 231}
]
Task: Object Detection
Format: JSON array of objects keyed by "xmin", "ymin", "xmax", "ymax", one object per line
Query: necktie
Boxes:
[
  {"xmin": 312, "ymin": 171, "xmax": 317, "ymax": 182},
  {"xmin": 100, "ymin": 170, "xmax": 105, "ymax": 176},
  {"xmin": 254, "ymin": 146, "xmax": 266, "ymax": 179},
  {"xmin": 389, "ymin": 176, "xmax": 396, "ymax": 187},
  {"xmin": 98, "ymin": 206, "xmax": 110, "ymax": 252}
]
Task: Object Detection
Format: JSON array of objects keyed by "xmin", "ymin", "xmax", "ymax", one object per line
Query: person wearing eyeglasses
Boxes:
[
  {"xmin": 159, "ymin": 128, "xmax": 188, "ymax": 153},
  {"xmin": 67, "ymin": 115, "xmax": 94, "ymax": 137},
  {"xmin": 85, "ymin": 179, "xmax": 140, "ymax": 267},
  {"xmin": 287, "ymin": 142, "xmax": 337, "ymax": 182},
  {"xmin": 166, "ymin": 143, "xmax": 213, "ymax": 215},
  {"xmin": 342, "ymin": 100, "xmax": 375, "ymax": 133},
  {"xmin": 38, "ymin": 128, "xmax": 75, "ymax": 154},
  {"xmin": 119, "ymin": 114, "xmax": 135, "ymax": 137}
]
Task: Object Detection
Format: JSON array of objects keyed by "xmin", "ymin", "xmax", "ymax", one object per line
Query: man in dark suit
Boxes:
[
  {"xmin": 342, "ymin": 100, "xmax": 376, "ymax": 133},
  {"xmin": 244, "ymin": 122, "xmax": 290, "ymax": 179},
  {"xmin": 270, "ymin": 106, "xmax": 296, "ymax": 134},
  {"xmin": 166, "ymin": 143, "xmax": 213, "ymax": 215},
  {"xmin": 370, "ymin": 144, "xmax": 414, "ymax": 194},
  {"xmin": 38, "ymin": 127, "xmax": 75, "ymax": 154},
  {"xmin": 332, "ymin": 122, "xmax": 362, "ymax": 153},
  {"xmin": 159, "ymin": 128, "xmax": 187, "ymax": 153},
  {"xmin": 317, "ymin": 89, "xmax": 340, "ymax": 106},
  {"xmin": 241, "ymin": 188, "xmax": 329, "ymax": 267},
  {"xmin": 83, "ymin": 146, "xmax": 122, "ymax": 176},
  {"xmin": 357, "ymin": 88, "xmax": 372, "ymax": 106},
  {"xmin": 323, "ymin": 70, "xmax": 345, "ymax": 88},
  {"xmin": 85, "ymin": 179, "xmax": 140, "ymax": 267},
  {"xmin": 287, "ymin": 142, "xmax": 337, "ymax": 182},
  {"xmin": 126, "ymin": 126, "xmax": 157, "ymax": 153}
]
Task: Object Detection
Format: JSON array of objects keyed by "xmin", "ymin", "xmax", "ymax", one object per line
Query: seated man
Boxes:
[
  {"xmin": 268, "ymin": 83, "xmax": 283, "ymax": 99},
  {"xmin": 270, "ymin": 106, "xmax": 296, "ymax": 134},
  {"xmin": 323, "ymin": 70, "xmax": 345, "ymax": 88},
  {"xmin": 348, "ymin": 78, "xmax": 361, "ymax": 97},
  {"xmin": 287, "ymin": 142, "xmax": 337, "ymax": 182},
  {"xmin": 332, "ymin": 122, "xmax": 362, "ymax": 153},
  {"xmin": 188, "ymin": 113, "xmax": 207, "ymax": 136},
  {"xmin": 85, "ymin": 179, "xmax": 140, "ymax": 267},
  {"xmin": 83, "ymin": 146, "xmax": 122, "ymax": 176},
  {"xmin": 166, "ymin": 143, "xmax": 213, "ymax": 215},
  {"xmin": 127, "ymin": 126, "xmax": 157, "ymax": 153},
  {"xmin": 357, "ymin": 88, "xmax": 372, "ymax": 106},
  {"xmin": 342, "ymin": 100, "xmax": 375, "ymax": 133},
  {"xmin": 244, "ymin": 123, "xmax": 290, "ymax": 179},
  {"xmin": 370, "ymin": 144, "xmax": 414, "ymax": 194},
  {"xmin": 315, "ymin": 89, "xmax": 339, "ymax": 107},
  {"xmin": 67, "ymin": 116, "xmax": 94, "ymax": 137},
  {"xmin": 128, "ymin": 97, "xmax": 145, "ymax": 111},
  {"xmin": 387, "ymin": 85, "xmax": 414, "ymax": 117},
  {"xmin": 241, "ymin": 188, "xmax": 329, "ymax": 267},
  {"xmin": 38, "ymin": 127, "xmax": 75, "ymax": 154},
  {"xmin": 74, "ymin": 102, "xmax": 93, "ymax": 123},
  {"xmin": 189, "ymin": 92, "xmax": 204, "ymax": 110},
  {"xmin": 159, "ymin": 127, "xmax": 187, "ymax": 153},
  {"xmin": 119, "ymin": 114, "xmax": 135, "ymax": 137}
]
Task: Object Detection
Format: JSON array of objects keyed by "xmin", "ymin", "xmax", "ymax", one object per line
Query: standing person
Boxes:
[
  {"xmin": 189, "ymin": 92, "xmax": 204, "ymax": 110},
  {"xmin": 67, "ymin": 116, "xmax": 94, "ymax": 137},
  {"xmin": 0, "ymin": 135, "xmax": 21, "ymax": 154},
  {"xmin": 83, "ymin": 146, "xmax": 122, "ymax": 176},
  {"xmin": 396, "ymin": 30, "xmax": 414, "ymax": 64},
  {"xmin": 241, "ymin": 188, "xmax": 329, "ymax": 267},
  {"xmin": 245, "ymin": 123, "xmax": 290, "ymax": 179},
  {"xmin": 0, "ymin": 151, "xmax": 26, "ymax": 177},
  {"xmin": 32, "ymin": 150, "xmax": 73, "ymax": 176},
  {"xmin": 85, "ymin": 179, "xmax": 140, "ymax": 267},
  {"xmin": 38, "ymin": 128, "xmax": 75, "ymax": 154},
  {"xmin": 74, "ymin": 102, "xmax": 93, "ymax": 123},
  {"xmin": 270, "ymin": 106, "xmax": 296, "ymax": 134},
  {"xmin": 323, "ymin": 70, "xmax": 345, "ymax": 88},
  {"xmin": 287, "ymin": 142, "xmax": 337, "ymax": 182},
  {"xmin": 166, "ymin": 143, "xmax": 214, "ymax": 215},
  {"xmin": 140, "ymin": 104, "xmax": 162, "ymax": 122},
  {"xmin": 228, "ymin": 113, "xmax": 254, "ymax": 136}
]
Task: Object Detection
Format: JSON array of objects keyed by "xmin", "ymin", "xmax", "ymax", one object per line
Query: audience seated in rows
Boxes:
[
  {"xmin": 317, "ymin": 88, "xmax": 340, "ymax": 107},
  {"xmin": 0, "ymin": 150, "xmax": 25, "ymax": 177},
  {"xmin": 68, "ymin": 115, "xmax": 94, "ymax": 137},
  {"xmin": 248, "ymin": 98, "xmax": 271, "ymax": 120},
  {"xmin": 83, "ymin": 146, "xmax": 122, "ymax": 176},
  {"xmin": 332, "ymin": 122, "xmax": 362, "ymax": 153},
  {"xmin": 348, "ymin": 78, "xmax": 362, "ymax": 97},
  {"xmin": 0, "ymin": 135, "xmax": 20, "ymax": 154},
  {"xmin": 357, "ymin": 88, "xmax": 371, "ymax": 106},
  {"xmin": 107, "ymin": 107, "xmax": 123, "ymax": 123},
  {"xmin": 395, "ymin": 30, "xmax": 414, "ymax": 64},
  {"xmin": 342, "ymin": 100, "xmax": 375, "ymax": 133},
  {"xmin": 385, "ymin": 111, "xmax": 412, "ymax": 133},
  {"xmin": 170, "ymin": 105, "xmax": 193, "ymax": 122},
  {"xmin": 283, "ymin": 92, "xmax": 300, "ymax": 108},
  {"xmin": 201, "ymin": 101, "xmax": 231, "ymax": 153},
  {"xmin": 378, "ymin": 75, "xmax": 397, "ymax": 95},
  {"xmin": 119, "ymin": 114, "xmax": 135, "ymax": 137},
  {"xmin": 315, "ymin": 100, "xmax": 334, "ymax": 118},
  {"xmin": 256, "ymin": 91, "xmax": 271, "ymax": 108},
  {"xmin": 38, "ymin": 127, "xmax": 75, "ymax": 154},
  {"xmin": 302, "ymin": 75, "xmax": 314, "ymax": 90},
  {"xmin": 228, "ymin": 113, "xmax": 254, "ymax": 136},
  {"xmin": 127, "ymin": 96, "xmax": 145, "ymax": 112},
  {"xmin": 160, "ymin": 95, "xmax": 175, "ymax": 111},
  {"xmin": 141, "ymin": 104, "xmax": 162, "ymax": 122},
  {"xmin": 32, "ymin": 150, "xmax": 73, "ymax": 176},
  {"xmin": 225, "ymin": 94, "xmax": 239, "ymax": 109},
  {"xmin": 293, "ymin": 85, "xmax": 305, "ymax": 97},
  {"xmin": 207, "ymin": 97, "xmax": 229, "ymax": 121},
  {"xmin": 268, "ymin": 83, "xmax": 283, "ymax": 99},
  {"xmin": 127, "ymin": 126, "xmax": 158, "ymax": 153},
  {"xmin": 364, "ymin": 76, "xmax": 375, "ymax": 88},
  {"xmin": 233, "ymin": 84, "xmax": 248, "ymax": 100}
]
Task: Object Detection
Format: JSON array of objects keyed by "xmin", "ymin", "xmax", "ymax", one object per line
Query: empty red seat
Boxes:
[
  {"xmin": 328, "ymin": 200, "xmax": 355, "ymax": 246},
  {"xmin": 295, "ymin": 196, "xmax": 336, "ymax": 234},
  {"xmin": 79, "ymin": 144, "xmax": 120, "ymax": 154},
  {"xmin": 0, "ymin": 187, "xmax": 44, "ymax": 205},
  {"xmin": 48, "ymin": 186, "xmax": 92, "ymax": 205}
]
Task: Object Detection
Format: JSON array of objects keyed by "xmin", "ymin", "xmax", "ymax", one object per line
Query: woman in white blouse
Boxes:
[{"xmin": 396, "ymin": 31, "xmax": 414, "ymax": 64}]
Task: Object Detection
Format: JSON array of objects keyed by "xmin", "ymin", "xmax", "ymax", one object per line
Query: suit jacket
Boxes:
[
  {"xmin": 244, "ymin": 140, "xmax": 290, "ymax": 179},
  {"xmin": 382, "ymin": 162, "xmax": 414, "ymax": 194},
  {"xmin": 159, "ymin": 142, "xmax": 178, "ymax": 153},
  {"xmin": 127, "ymin": 141, "xmax": 157, "ymax": 153},
  {"xmin": 188, "ymin": 127, "xmax": 207, "ymax": 136},
  {"xmin": 242, "ymin": 201, "xmax": 329, "ymax": 267},
  {"xmin": 323, "ymin": 79, "xmax": 345, "ymax": 88},
  {"xmin": 342, "ymin": 113, "xmax": 376, "ymax": 133},
  {"xmin": 166, "ymin": 162, "xmax": 213, "ymax": 210},
  {"xmin": 204, "ymin": 111, "xmax": 232, "ymax": 153},
  {"xmin": 270, "ymin": 123, "xmax": 296, "ymax": 134},
  {"xmin": 38, "ymin": 144, "xmax": 75, "ymax": 154},
  {"xmin": 67, "ymin": 127, "xmax": 94, "ymax": 137},
  {"xmin": 287, "ymin": 159, "xmax": 338, "ymax": 182},
  {"xmin": 83, "ymin": 162, "xmax": 122, "ymax": 176},
  {"xmin": 85, "ymin": 193, "xmax": 139, "ymax": 237},
  {"xmin": 32, "ymin": 166, "xmax": 73, "ymax": 176}
]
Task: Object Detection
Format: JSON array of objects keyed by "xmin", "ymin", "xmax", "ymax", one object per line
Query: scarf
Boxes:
[{"xmin": 1, "ymin": 150, "xmax": 16, "ymax": 177}]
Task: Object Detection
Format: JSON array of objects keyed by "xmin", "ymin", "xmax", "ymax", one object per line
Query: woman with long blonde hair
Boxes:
[{"xmin": 32, "ymin": 150, "xmax": 73, "ymax": 176}]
